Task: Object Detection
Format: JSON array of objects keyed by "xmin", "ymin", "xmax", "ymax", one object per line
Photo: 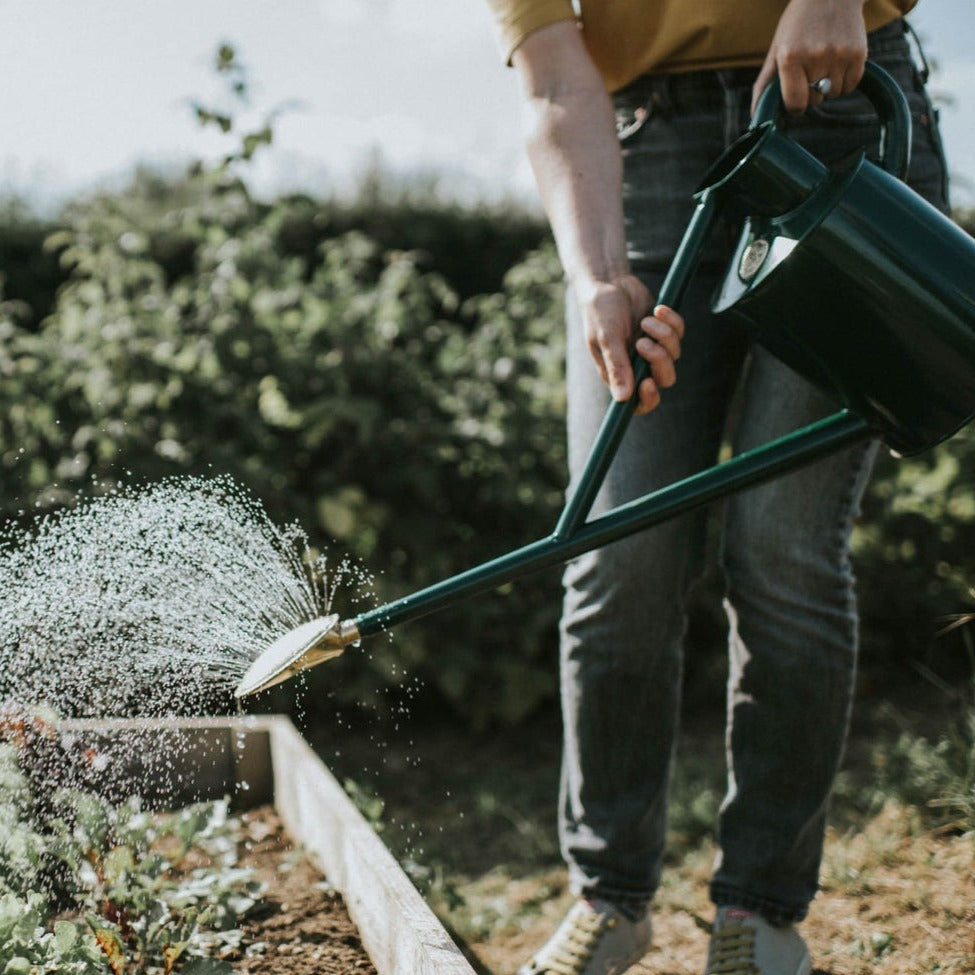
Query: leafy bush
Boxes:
[
  {"xmin": 0, "ymin": 153, "xmax": 566, "ymax": 728},
  {"xmin": 854, "ymin": 429, "xmax": 975, "ymax": 687},
  {"xmin": 872, "ymin": 718, "xmax": 975, "ymax": 832},
  {"xmin": 0, "ymin": 198, "xmax": 66, "ymax": 331}
]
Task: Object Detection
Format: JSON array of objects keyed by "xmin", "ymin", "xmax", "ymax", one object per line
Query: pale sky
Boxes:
[{"xmin": 1, "ymin": 0, "xmax": 973, "ymax": 212}]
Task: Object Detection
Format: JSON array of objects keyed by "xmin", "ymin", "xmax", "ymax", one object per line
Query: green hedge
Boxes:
[
  {"xmin": 1, "ymin": 167, "xmax": 973, "ymax": 728},
  {"xmin": 0, "ymin": 168, "xmax": 566, "ymax": 729},
  {"xmin": 0, "ymin": 200, "xmax": 66, "ymax": 331}
]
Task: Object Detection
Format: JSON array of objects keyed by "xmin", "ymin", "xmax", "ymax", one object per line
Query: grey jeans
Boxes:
[{"xmin": 559, "ymin": 19, "xmax": 949, "ymax": 924}]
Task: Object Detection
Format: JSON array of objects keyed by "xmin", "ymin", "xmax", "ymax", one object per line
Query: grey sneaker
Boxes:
[
  {"xmin": 517, "ymin": 898, "xmax": 651, "ymax": 975},
  {"xmin": 705, "ymin": 907, "xmax": 812, "ymax": 975}
]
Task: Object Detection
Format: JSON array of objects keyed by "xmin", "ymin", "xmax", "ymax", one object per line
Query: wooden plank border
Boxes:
[{"xmin": 57, "ymin": 715, "xmax": 477, "ymax": 975}]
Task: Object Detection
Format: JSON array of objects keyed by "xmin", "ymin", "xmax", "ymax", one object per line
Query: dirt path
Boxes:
[
  {"xmin": 314, "ymin": 697, "xmax": 975, "ymax": 975},
  {"xmin": 468, "ymin": 804, "xmax": 975, "ymax": 975}
]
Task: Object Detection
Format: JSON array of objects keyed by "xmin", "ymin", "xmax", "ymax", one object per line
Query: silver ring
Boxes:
[{"xmin": 810, "ymin": 77, "xmax": 833, "ymax": 96}]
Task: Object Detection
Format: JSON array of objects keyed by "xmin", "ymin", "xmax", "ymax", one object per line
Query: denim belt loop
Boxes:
[
  {"xmin": 650, "ymin": 75, "xmax": 674, "ymax": 114},
  {"xmin": 715, "ymin": 69, "xmax": 752, "ymax": 148}
]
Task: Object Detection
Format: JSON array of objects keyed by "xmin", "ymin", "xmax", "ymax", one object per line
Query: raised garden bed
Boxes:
[{"xmin": 55, "ymin": 716, "xmax": 476, "ymax": 975}]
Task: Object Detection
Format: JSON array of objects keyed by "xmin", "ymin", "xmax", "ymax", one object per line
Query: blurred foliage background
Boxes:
[{"xmin": 1, "ymin": 47, "xmax": 974, "ymax": 732}]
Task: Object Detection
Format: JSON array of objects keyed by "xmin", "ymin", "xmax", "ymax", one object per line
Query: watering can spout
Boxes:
[{"xmin": 235, "ymin": 615, "xmax": 362, "ymax": 697}]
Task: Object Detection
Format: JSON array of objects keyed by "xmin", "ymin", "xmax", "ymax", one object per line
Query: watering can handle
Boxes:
[{"xmin": 750, "ymin": 61, "xmax": 911, "ymax": 182}]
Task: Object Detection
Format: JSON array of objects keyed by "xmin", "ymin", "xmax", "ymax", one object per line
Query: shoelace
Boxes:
[
  {"xmin": 539, "ymin": 903, "xmax": 616, "ymax": 975},
  {"xmin": 706, "ymin": 921, "xmax": 760, "ymax": 975}
]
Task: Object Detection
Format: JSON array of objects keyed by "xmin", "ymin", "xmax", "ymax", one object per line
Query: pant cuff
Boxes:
[
  {"xmin": 710, "ymin": 881, "xmax": 809, "ymax": 927},
  {"xmin": 570, "ymin": 874, "xmax": 652, "ymax": 919}
]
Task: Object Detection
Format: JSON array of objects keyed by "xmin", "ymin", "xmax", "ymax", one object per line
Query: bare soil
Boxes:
[
  {"xmin": 228, "ymin": 805, "xmax": 376, "ymax": 974},
  {"xmin": 225, "ymin": 798, "xmax": 975, "ymax": 975}
]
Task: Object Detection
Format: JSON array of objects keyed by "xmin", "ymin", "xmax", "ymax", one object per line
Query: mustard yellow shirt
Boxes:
[{"xmin": 487, "ymin": 0, "xmax": 917, "ymax": 92}]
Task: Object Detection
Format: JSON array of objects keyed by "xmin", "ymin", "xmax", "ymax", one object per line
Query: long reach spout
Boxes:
[{"xmin": 234, "ymin": 411, "xmax": 872, "ymax": 699}]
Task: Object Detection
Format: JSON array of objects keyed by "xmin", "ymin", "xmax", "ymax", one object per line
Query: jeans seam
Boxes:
[
  {"xmin": 830, "ymin": 440, "xmax": 874, "ymax": 579},
  {"xmin": 910, "ymin": 67, "xmax": 951, "ymax": 207}
]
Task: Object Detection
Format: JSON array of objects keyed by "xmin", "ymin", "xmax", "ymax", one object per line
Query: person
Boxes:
[{"xmin": 482, "ymin": 1, "xmax": 949, "ymax": 973}]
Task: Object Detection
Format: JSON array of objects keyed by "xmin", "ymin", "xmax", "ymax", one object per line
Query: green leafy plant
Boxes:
[
  {"xmin": 853, "ymin": 427, "xmax": 975, "ymax": 688},
  {"xmin": 0, "ymin": 714, "xmax": 261, "ymax": 974}
]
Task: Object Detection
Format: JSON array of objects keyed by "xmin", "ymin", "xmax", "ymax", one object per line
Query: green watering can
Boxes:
[
  {"xmin": 236, "ymin": 62, "xmax": 975, "ymax": 698},
  {"xmin": 712, "ymin": 64, "xmax": 975, "ymax": 456}
]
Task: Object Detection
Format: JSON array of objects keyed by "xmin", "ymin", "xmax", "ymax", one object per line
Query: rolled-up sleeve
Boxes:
[{"xmin": 485, "ymin": 0, "xmax": 578, "ymax": 64}]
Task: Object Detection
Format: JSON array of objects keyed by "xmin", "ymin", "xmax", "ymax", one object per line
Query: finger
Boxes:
[
  {"xmin": 809, "ymin": 71, "xmax": 843, "ymax": 104},
  {"xmin": 635, "ymin": 336, "xmax": 677, "ymax": 389},
  {"xmin": 586, "ymin": 333, "xmax": 610, "ymax": 388},
  {"xmin": 839, "ymin": 57, "xmax": 866, "ymax": 96},
  {"xmin": 653, "ymin": 304, "xmax": 685, "ymax": 337},
  {"xmin": 634, "ymin": 376, "xmax": 661, "ymax": 417},
  {"xmin": 640, "ymin": 316, "xmax": 681, "ymax": 363},
  {"xmin": 601, "ymin": 342, "xmax": 635, "ymax": 402},
  {"xmin": 779, "ymin": 59, "xmax": 812, "ymax": 115}
]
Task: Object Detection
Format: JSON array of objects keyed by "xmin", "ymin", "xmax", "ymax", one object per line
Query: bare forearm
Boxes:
[
  {"xmin": 523, "ymin": 79, "xmax": 628, "ymax": 290},
  {"xmin": 513, "ymin": 22, "xmax": 629, "ymax": 293}
]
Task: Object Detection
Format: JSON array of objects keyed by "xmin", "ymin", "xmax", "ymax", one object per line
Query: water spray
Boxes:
[{"xmin": 0, "ymin": 476, "xmax": 353, "ymax": 718}]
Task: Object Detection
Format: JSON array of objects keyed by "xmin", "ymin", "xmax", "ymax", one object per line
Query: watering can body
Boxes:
[{"xmin": 706, "ymin": 64, "xmax": 975, "ymax": 456}]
